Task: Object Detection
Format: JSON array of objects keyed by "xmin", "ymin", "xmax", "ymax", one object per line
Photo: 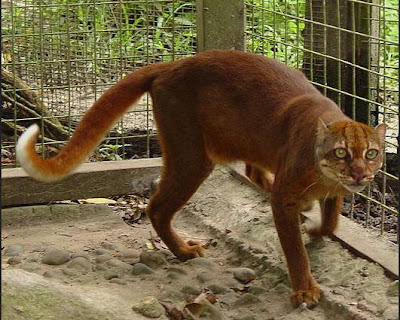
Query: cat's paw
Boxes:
[
  {"xmin": 291, "ymin": 286, "xmax": 321, "ymax": 309},
  {"xmin": 306, "ymin": 224, "xmax": 333, "ymax": 238},
  {"xmin": 175, "ymin": 240, "xmax": 205, "ymax": 261}
]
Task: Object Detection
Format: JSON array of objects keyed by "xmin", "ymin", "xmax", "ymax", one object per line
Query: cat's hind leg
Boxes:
[
  {"xmin": 147, "ymin": 99, "xmax": 214, "ymax": 261},
  {"xmin": 245, "ymin": 164, "xmax": 274, "ymax": 192}
]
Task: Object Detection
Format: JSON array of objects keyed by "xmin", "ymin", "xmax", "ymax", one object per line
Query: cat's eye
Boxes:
[
  {"xmin": 334, "ymin": 148, "xmax": 347, "ymax": 159},
  {"xmin": 366, "ymin": 149, "xmax": 379, "ymax": 160}
]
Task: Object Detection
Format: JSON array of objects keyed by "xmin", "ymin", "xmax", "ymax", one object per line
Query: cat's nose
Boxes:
[{"xmin": 351, "ymin": 172, "xmax": 366, "ymax": 183}]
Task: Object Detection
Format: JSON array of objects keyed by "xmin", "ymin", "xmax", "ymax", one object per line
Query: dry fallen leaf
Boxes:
[{"xmin": 80, "ymin": 198, "xmax": 117, "ymax": 204}]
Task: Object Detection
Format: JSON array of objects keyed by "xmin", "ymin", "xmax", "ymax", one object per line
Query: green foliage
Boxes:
[{"xmin": 246, "ymin": 0, "xmax": 306, "ymax": 68}]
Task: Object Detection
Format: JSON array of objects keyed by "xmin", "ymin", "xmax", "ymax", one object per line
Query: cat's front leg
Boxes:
[
  {"xmin": 270, "ymin": 190, "xmax": 321, "ymax": 308},
  {"xmin": 306, "ymin": 196, "xmax": 343, "ymax": 237}
]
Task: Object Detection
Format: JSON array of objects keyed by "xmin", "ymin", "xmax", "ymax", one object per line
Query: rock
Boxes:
[
  {"xmin": 62, "ymin": 268, "xmax": 80, "ymax": 277},
  {"xmin": 208, "ymin": 284, "xmax": 229, "ymax": 294},
  {"xmin": 71, "ymin": 252, "xmax": 90, "ymax": 261},
  {"xmin": 231, "ymin": 267, "xmax": 256, "ymax": 284},
  {"xmin": 104, "ymin": 267, "xmax": 124, "ymax": 280},
  {"xmin": 104, "ymin": 259, "xmax": 133, "ymax": 272},
  {"xmin": 197, "ymin": 271, "xmax": 215, "ymax": 283},
  {"xmin": 158, "ymin": 287, "xmax": 185, "ymax": 302},
  {"xmin": 95, "ymin": 264, "xmax": 107, "ymax": 271},
  {"xmin": 120, "ymin": 249, "xmax": 140, "ymax": 259},
  {"xmin": 186, "ymin": 257, "xmax": 216, "ymax": 268},
  {"xmin": 219, "ymin": 292, "xmax": 238, "ymax": 305},
  {"xmin": 167, "ymin": 267, "xmax": 188, "ymax": 276},
  {"xmin": 234, "ymin": 293, "xmax": 261, "ymax": 306},
  {"xmin": 166, "ymin": 267, "xmax": 187, "ymax": 280},
  {"xmin": 94, "ymin": 248, "xmax": 110, "ymax": 255},
  {"xmin": 5, "ymin": 244, "xmax": 24, "ymax": 256},
  {"xmin": 132, "ymin": 263, "xmax": 155, "ymax": 276},
  {"xmin": 132, "ymin": 296, "xmax": 166, "ymax": 318},
  {"xmin": 181, "ymin": 285, "xmax": 202, "ymax": 296},
  {"xmin": 7, "ymin": 257, "xmax": 22, "ymax": 265},
  {"xmin": 66, "ymin": 257, "xmax": 92, "ymax": 274},
  {"xmin": 20, "ymin": 263, "xmax": 41, "ymax": 272},
  {"xmin": 100, "ymin": 242, "xmax": 117, "ymax": 251},
  {"xmin": 190, "ymin": 299, "xmax": 225, "ymax": 320},
  {"xmin": 233, "ymin": 310, "xmax": 257, "ymax": 320},
  {"xmin": 26, "ymin": 256, "xmax": 41, "ymax": 263},
  {"xmin": 248, "ymin": 285, "xmax": 266, "ymax": 295},
  {"xmin": 386, "ymin": 280, "xmax": 398, "ymax": 297},
  {"xmin": 42, "ymin": 249, "xmax": 71, "ymax": 266},
  {"xmin": 140, "ymin": 251, "xmax": 167, "ymax": 269},
  {"xmin": 95, "ymin": 255, "xmax": 112, "ymax": 264}
]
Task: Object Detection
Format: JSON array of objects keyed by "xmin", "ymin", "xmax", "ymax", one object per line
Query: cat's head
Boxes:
[{"xmin": 316, "ymin": 120, "xmax": 386, "ymax": 193}]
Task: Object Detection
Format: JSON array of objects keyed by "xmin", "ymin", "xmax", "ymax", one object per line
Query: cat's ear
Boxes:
[
  {"xmin": 317, "ymin": 118, "xmax": 329, "ymax": 134},
  {"xmin": 374, "ymin": 123, "xmax": 387, "ymax": 142}
]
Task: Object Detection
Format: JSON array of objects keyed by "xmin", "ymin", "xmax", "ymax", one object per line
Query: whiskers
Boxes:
[
  {"xmin": 300, "ymin": 176, "xmax": 324, "ymax": 196},
  {"xmin": 321, "ymin": 181, "xmax": 341, "ymax": 204}
]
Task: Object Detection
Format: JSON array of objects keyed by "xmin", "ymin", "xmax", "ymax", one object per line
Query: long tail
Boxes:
[{"xmin": 16, "ymin": 63, "xmax": 170, "ymax": 182}]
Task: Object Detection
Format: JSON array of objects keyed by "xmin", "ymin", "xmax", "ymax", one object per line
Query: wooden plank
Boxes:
[
  {"xmin": 196, "ymin": 0, "xmax": 245, "ymax": 51},
  {"xmin": 229, "ymin": 162, "xmax": 398, "ymax": 280},
  {"xmin": 2, "ymin": 158, "xmax": 162, "ymax": 207}
]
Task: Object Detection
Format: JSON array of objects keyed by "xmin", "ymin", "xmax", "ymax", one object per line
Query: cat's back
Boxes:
[{"xmin": 165, "ymin": 50, "xmax": 318, "ymax": 103}]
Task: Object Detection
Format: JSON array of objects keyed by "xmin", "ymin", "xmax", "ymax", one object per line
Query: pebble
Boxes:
[
  {"xmin": 120, "ymin": 249, "xmax": 140, "ymax": 259},
  {"xmin": 233, "ymin": 310, "xmax": 257, "ymax": 320},
  {"xmin": 66, "ymin": 257, "xmax": 92, "ymax": 274},
  {"xmin": 100, "ymin": 242, "xmax": 117, "ymax": 251},
  {"xmin": 26, "ymin": 256, "xmax": 40, "ymax": 263},
  {"xmin": 248, "ymin": 285, "xmax": 267, "ymax": 295},
  {"xmin": 187, "ymin": 257, "xmax": 216, "ymax": 268},
  {"xmin": 158, "ymin": 287, "xmax": 185, "ymax": 302},
  {"xmin": 104, "ymin": 259, "xmax": 133, "ymax": 272},
  {"xmin": 234, "ymin": 293, "xmax": 261, "ymax": 306},
  {"xmin": 132, "ymin": 263, "xmax": 155, "ymax": 276},
  {"xmin": 208, "ymin": 284, "xmax": 229, "ymax": 294},
  {"xmin": 71, "ymin": 252, "xmax": 90, "ymax": 261},
  {"xmin": 95, "ymin": 255, "xmax": 112, "ymax": 264},
  {"xmin": 231, "ymin": 267, "xmax": 256, "ymax": 284},
  {"xmin": 220, "ymin": 292, "xmax": 239, "ymax": 305},
  {"xmin": 104, "ymin": 267, "xmax": 124, "ymax": 280},
  {"xmin": 181, "ymin": 285, "xmax": 202, "ymax": 296},
  {"xmin": 42, "ymin": 249, "xmax": 71, "ymax": 265},
  {"xmin": 62, "ymin": 268, "xmax": 79, "ymax": 277},
  {"xmin": 94, "ymin": 248, "xmax": 110, "ymax": 255},
  {"xmin": 132, "ymin": 296, "xmax": 166, "ymax": 318},
  {"xmin": 197, "ymin": 271, "xmax": 215, "ymax": 283},
  {"xmin": 167, "ymin": 266, "xmax": 188, "ymax": 276},
  {"xmin": 20, "ymin": 262, "xmax": 41, "ymax": 272},
  {"xmin": 140, "ymin": 251, "xmax": 168, "ymax": 269},
  {"xmin": 7, "ymin": 256, "xmax": 22, "ymax": 265},
  {"xmin": 5, "ymin": 244, "xmax": 24, "ymax": 256},
  {"xmin": 95, "ymin": 264, "xmax": 107, "ymax": 271}
]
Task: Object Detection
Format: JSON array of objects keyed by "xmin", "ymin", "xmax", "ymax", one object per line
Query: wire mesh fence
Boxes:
[
  {"xmin": 246, "ymin": 0, "xmax": 399, "ymax": 240},
  {"xmin": 2, "ymin": 0, "xmax": 197, "ymax": 164},
  {"xmin": 1, "ymin": 0, "xmax": 398, "ymax": 240}
]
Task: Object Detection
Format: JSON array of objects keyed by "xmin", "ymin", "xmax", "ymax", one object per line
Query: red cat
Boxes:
[{"xmin": 17, "ymin": 50, "xmax": 386, "ymax": 308}]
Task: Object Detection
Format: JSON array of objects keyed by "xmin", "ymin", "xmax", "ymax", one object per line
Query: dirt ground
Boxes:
[{"xmin": 2, "ymin": 167, "xmax": 398, "ymax": 320}]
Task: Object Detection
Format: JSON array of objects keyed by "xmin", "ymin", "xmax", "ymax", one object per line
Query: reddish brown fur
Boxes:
[{"xmin": 18, "ymin": 50, "xmax": 386, "ymax": 308}]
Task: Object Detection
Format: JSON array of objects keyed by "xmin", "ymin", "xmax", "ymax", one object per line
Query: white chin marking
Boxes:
[{"xmin": 343, "ymin": 184, "xmax": 367, "ymax": 193}]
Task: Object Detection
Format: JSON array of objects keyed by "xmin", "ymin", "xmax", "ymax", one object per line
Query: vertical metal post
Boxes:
[{"xmin": 196, "ymin": 0, "xmax": 245, "ymax": 52}]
